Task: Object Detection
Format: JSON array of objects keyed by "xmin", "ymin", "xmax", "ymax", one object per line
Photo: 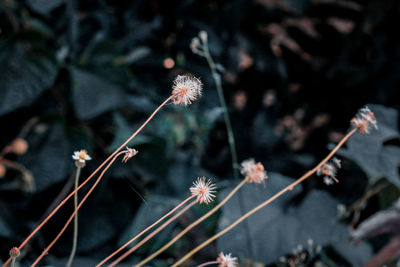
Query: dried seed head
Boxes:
[
  {"xmin": 171, "ymin": 75, "xmax": 202, "ymax": 106},
  {"xmin": 9, "ymin": 247, "xmax": 20, "ymax": 258},
  {"xmin": 351, "ymin": 106, "xmax": 378, "ymax": 134},
  {"xmin": 217, "ymin": 252, "xmax": 238, "ymax": 267},
  {"xmin": 0, "ymin": 164, "xmax": 6, "ymax": 178},
  {"xmin": 122, "ymin": 147, "xmax": 138, "ymax": 163},
  {"xmin": 240, "ymin": 159, "xmax": 268, "ymax": 183},
  {"xmin": 317, "ymin": 157, "xmax": 341, "ymax": 185},
  {"xmin": 72, "ymin": 149, "xmax": 92, "ymax": 168},
  {"xmin": 190, "ymin": 177, "xmax": 216, "ymax": 204},
  {"xmin": 11, "ymin": 138, "xmax": 28, "ymax": 155}
]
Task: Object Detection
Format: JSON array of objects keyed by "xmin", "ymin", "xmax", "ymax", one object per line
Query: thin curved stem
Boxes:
[
  {"xmin": 110, "ymin": 200, "xmax": 197, "ymax": 267},
  {"xmin": 66, "ymin": 166, "xmax": 82, "ymax": 267},
  {"xmin": 2, "ymin": 95, "xmax": 173, "ymax": 267},
  {"xmin": 96, "ymin": 195, "xmax": 195, "ymax": 267},
  {"xmin": 196, "ymin": 260, "xmax": 218, "ymax": 267},
  {"xmin": 135, "ymin": 179, "xmax": 247, "ymax": 267},
  {"xmin": 172, "ymin": 128, "xmax": 357, "ymax": 266},
  {"xmin": 201, "ymin": 35, "xmax": 254, "ymax": 259},
  {"xmin": 31, "ymin": 152, "xmax": 125, "ymax": 267}
]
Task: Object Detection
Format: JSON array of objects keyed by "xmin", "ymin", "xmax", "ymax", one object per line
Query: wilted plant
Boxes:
[
  {"xmin": 105, "ymin": 177, "xmax": 217, "ymax": 267},
  {"xmin": 171, "ymin": 106, "xmax": 378, "ymax": 266},
  {"xmin": 2, "ymin": 74, "xmax": 202, "ymax": 267}
]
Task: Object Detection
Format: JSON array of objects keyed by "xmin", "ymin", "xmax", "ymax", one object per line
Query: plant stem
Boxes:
[
  {"xmin": 2, "ymin": 95, "xmax": 173, "ymax": 267},
  {"xmin": 172, "ymin": 128, "xmax": 357, "ymax": 266},
  {"xmin": 66, "ymin": 166, "xmax": 82, "ymax": 267},
  {"xmin": 202, "ymin": 36, "xmax": 253, "ymax": 259},
  {"xmin": 202, "ymin": 41, "xmax": 239, "ymax": 180},
  {"xmin": 110, "ymin": 201, "xmax": 197, "ymax": 267},
  {"xmin": 135, "ymin": 179, "xmax": 247, "ymax": 267},
  {"xmin": 196, "ymin": 260, "xmax": 218, "ymax": 267},
  {"xmin": 9, "ymin": 258, "xmax": 15, "ymax": 267},
  {"xmin": 31, "ymin": 151, "xmax": 125, "ymax": 267},
  {"xmin": 97, "ymin": 195, "xmax": 196, "ymax": 267}
]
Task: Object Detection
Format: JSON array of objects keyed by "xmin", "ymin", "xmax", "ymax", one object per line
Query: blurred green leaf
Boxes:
[
  {"xmin": 20, "ymin": 124, "xmax": 71, "ymax": 191},
  {"xmin": 71, "ymin": 67, "xmax": 125, "ymax": 120},
  {"xmin": 0, "ymin": 41, "xmax": 58, "ymax": 115},
  {"xmin": 27, "ymin": 0, "xmax": 65, "ymax": 15}
]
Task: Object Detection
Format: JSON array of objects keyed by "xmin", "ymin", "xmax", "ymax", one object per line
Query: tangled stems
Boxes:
[
  {"xmin": 2, "ymin": 95, "xmax": 173, "ymax": 267},
  {"xmin": 31, "ymin": 151, "xmax": 126, "ymax": 266},
  {"xmin": 96, "ymin": 195, "xmax": 196, "ymax": 267},
  {"xmin": 172, "ymin": 128, "xmax": 358, "ymax": 266},
  {"xmin": 65, "ymin": 166, "xmax": 82, "ymax": 267},
  {"xmin": 109, "ymin": 201, "xmax": 197, "ymax": 267},
  {"xmin": 135, "ymin": 179, "xmax": 247, "ymax": 267}
]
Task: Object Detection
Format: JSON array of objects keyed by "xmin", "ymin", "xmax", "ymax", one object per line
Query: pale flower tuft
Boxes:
[
  {"xmin": 217, "ymin": 252, "xmax": 237, "ymax": 267},
  {"xmin": 351, "ymin": 106, "xmax": 378, "ymax": 134},
  {"xmin": 317, "ymin": 157, "xmax": 341, "ymax": 185},
  {"xmin": 190, "ymin": 177, "xmax": 216, "ymax": 204},
  {"xmin": 171, "ymin": 75, "xmax": 203, "ymax": 106},
  {"xmin": 240, "ymin": 159, "xmax": 268, "ymax": 183},
  {"xmin": 72, "ymin": 149, "xmax": 91, "ymax": 168}
]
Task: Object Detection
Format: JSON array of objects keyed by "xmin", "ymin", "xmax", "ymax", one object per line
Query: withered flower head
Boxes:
[
  {"xmin": 171, "ymin": 74, "xmax": 202, "ymax": 106},
  {"xmin": 240, "ymin": 159, "xmax": 268, "ymax": 183},
  {"xmin": 351, "ymin": 106, "xmax": 378, "ymax": 134}
]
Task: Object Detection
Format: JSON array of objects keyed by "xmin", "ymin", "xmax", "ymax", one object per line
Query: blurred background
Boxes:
[{"xmin": 0, "ymin": 0, "xmax": 400, "ymax": 266}]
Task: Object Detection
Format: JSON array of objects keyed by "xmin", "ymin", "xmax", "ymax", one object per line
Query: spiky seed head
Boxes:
[
  {"xmin": 190, "ymin": 177, "xmax": 216, "ymax": 204},
  {"xmin": 171, "ymin": 75, "xmax": 202, "ymax": 106},
  {"xmin": 217, "ymin": 252, "xmax": 238, "ymax": 267}
]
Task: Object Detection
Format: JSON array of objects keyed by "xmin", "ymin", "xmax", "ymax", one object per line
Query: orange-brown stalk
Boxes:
[
  {"xmin": 2, "ymin": 95, "xmax": 173, "ymax": 267},
  {"xmin": 171, "ymin": 128, "xmax": 357, "ymax": 267},
  {"xmin": 96, "ymin": 195, "xmax": 195, "ymax": 267},
  {"xmin": 31, "ymin": 151, "xmax": 125, "ymax": 266},
  {"xmin": 134, "ymin": 179, "xmax": 247, "ymax": 267},
  {"xmin": 109, "ymin": 200, "xmax": 197, "ymax": 267}
]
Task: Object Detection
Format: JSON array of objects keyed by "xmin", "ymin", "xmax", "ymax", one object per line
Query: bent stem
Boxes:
[
  {"xmin": 66, "ymin": 166, "xmax": 82, "ymax": 267},
  {"xmin": 110, "ymin": 200, "xmax": 197, "ymax": 267},
  {"xmin": 2, "ymin": 95, "xmax": 173, "ymax": 267},
  {"xmin": 172, "ymin": 128, "xmax": 358, "ymax": 266},
  {"xmin": 97, "ymin": 195, "xmax": 196, "ymax": 267},
  {"xmin": 31, "ymin": 152, "xmax": 126, "ymax": 267},
  {"xmin": 135, "ymin": 179, "xmax": 247, "ymax": 267}
]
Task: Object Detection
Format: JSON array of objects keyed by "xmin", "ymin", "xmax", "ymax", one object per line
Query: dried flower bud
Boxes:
[
  {"xmin": 11, "ymin": 138, "xmax": 28, "ymax": 155},
  {"xmin": 0, "ymin": 164, "xmax": 6, "ymax": 178},
  {"xmin": 9, "ymin": 247, "xmax": 20, "ymax": 258},
  {"xmin": 199, "ymin": 31, "xmax": 208, "ymax": 43},
  {"xmin": 351, "ymin": 106, "xmax": 378, "ymax": 134},
  {"xmin": 190, "ymin": 177, "xmax": 216, "ymax": 204},
  {"xmin": 122, "ymin": 147, "xmax": 138, "ymax": 163},
  {"xmin": 217, "ymin": 252, "xmax": 237, "ymax": 267},
  {"xmin": 72, "ymin": 149, "xmax": 92, "ymax": 168},
  {"xmin": 240, "ymin": 159, "xmax": 268, "ymax": 183},
  {"xmin": 190, "ymin": 37, "xmax": 201, "ymax": 54},
  {"xmin": 317, "ymin": 157, "xmax": 341, "ymax": 185},
  {"xmin": 171, "ymin": 74, "xmax": 203, "ymax": 106}
]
